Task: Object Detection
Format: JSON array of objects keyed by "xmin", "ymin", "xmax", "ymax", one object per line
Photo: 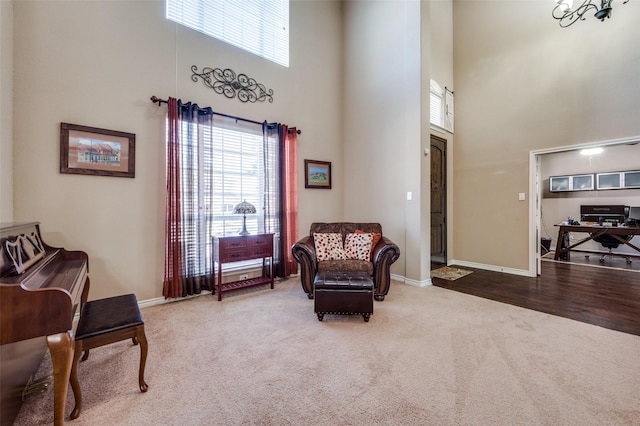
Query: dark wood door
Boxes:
[{"xmin": 430, "ymin": 135, "xmax": 447, "ymax": 264}]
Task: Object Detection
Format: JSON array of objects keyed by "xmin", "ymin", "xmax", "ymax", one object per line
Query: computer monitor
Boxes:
[
  {"xmin": 580, "ymin": 205, "xmax": 627, "ymax": 224},
  {"xmin": 628, "ymin": 206, "xmax": 640, "ymax": 225}
]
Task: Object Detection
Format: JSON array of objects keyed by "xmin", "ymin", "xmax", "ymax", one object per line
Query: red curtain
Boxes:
[
  {"xmin": 163, "ymin": 97, "xmax": 184, "ymax": 298},
  {"xmin": 281, "ymin": 126, "xmax": 299, "ymax": 276}
]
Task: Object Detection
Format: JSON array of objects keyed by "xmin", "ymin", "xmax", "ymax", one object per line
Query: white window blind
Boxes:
[
  {"xmin": 167, "ymin": 0, "xmax": 290, "ymax": 67},
  {"xmin": 210, "ymin": 124, "xmax": 265, "ymax": 236},
  {"xmin": 430, "ymin": 79, "xmax": 454, "ymax": 133},
  {"xmin": 430, "ymin": 79, "xmax": 444, "ymax": 128},
  {"xmin": 174, "ymin": 116, "xmax": 278, "ymax": 273}
]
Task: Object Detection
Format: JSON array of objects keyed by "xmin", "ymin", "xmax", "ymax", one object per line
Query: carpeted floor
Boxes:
[{"xmin": 13, "ymin": 279, "xmax": 640, "ymax": 425}]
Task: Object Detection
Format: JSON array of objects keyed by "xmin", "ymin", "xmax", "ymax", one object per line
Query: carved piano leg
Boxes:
[
  {"xmin": 69, "ymin": 338, "xmax": 84, "ymax": 420},
  {"xmin": 46, "ymin": 331, "xmax": 74, "ymax": 426}
]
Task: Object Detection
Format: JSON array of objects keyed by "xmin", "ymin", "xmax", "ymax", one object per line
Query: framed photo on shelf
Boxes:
[
  {"xmin": 304, "ymin": 159, "xmax": 331, "ymax": 189},
  {"xmin": 60, "ymin": 122, "xmax": 136, "ymax": 178}
]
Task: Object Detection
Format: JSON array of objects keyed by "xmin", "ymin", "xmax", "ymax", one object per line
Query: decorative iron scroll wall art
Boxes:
[{"xmin": 191, "ymin": 66, "xmax": 274, "ymax": 103}]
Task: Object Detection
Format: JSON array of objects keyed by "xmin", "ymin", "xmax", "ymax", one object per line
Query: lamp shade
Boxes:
[
  {"xmin": 233, "ymin": 200, "xmax": 256, "ymax": 215},
  {"xmin": 233, "ymin": 200, "xmax": 256, "ymax": 235}
]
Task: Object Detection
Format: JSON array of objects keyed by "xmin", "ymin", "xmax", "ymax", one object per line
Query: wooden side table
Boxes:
[{"xmin": 212, "ymin": 234, "xmax": 274, "ymax": 301}]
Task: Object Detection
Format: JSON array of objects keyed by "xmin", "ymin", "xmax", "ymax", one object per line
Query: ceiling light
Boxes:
[
  {"xmin": 552, "ymin": 0, "xmax": 632, "ymax": 27},
  {"xmin": 580, "ymin": 147, "xmax": 604, "ymax": 155}
]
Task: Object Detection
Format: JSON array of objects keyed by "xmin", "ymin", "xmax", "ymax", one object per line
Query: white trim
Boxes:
[
  {"xmin": 390, "ymin": 273, "xmax": 405, "ymax": 283},
  {"xmin": 529, "ymin": 136, "xmax": 640, "ymax": 156},
  {"xmin": 404, "ymin": 277, "xmax": 433, "ymax": 287},
  {"xmin": 138, "ymin": 292, "xmax": 213, "ymax": 309},
  {"xmin": 529, "ymin": 152, "xmax": 539, "ymax": 277},
  {"xmin": 391, "ymin": 273, "xmax": 432, "ymax": 287},
  {"xmin": 449, "ymin": 259, "xmax": 531, "ymax": 277},
  {"xmin": 429, "ymin": 123, "xmax": 450, "ymax": 135}
]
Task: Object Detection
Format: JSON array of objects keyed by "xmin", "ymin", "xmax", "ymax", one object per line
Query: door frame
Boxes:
[{"xmin": 528, "ymin": 135, "xmax": 640, "ymax": 276}]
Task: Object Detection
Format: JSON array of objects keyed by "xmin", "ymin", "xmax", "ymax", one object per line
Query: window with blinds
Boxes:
[
  {"xmin": 166, "ymin": 0, "xmax": 290, "ymax": 67},
  {"xmin": 176, "ymin": 116, "xmax": 278, "ymax": 273},
  {"xmin": 430, "ymin": 79, "xmax": 444, "ymax": 129},
  {"xmin": 430, "ymin": 79, "xmax": 454, "ymax": 133}
]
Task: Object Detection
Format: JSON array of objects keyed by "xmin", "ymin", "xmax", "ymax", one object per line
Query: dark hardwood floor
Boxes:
[{"xmin": 431, "ymin": 260, "xmax": 640, "ymax": 336}]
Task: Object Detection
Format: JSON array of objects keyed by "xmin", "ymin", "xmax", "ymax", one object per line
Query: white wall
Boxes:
[
  {"xmin": 453, "ymin": 1, "xmax": 640, "ymax": 272},
  {"xmin": 341, "ymin": 1, "xmax": 454, "ymax": 284},
  {"xmin": 342, "ymin": 1, "xmax": 423, "ymax": 282},
  {"xmin": 0, "ymin": 0, "xmax": 13, "ymax": 223},
  {"xmin": 11, "ymin": 0, "xmax": 343, "ymax": 301}
]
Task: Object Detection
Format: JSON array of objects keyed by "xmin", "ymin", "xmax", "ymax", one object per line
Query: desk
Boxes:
[{"xmin": 553, "ymin": 224, "xmax": 640, "ymax": 260}]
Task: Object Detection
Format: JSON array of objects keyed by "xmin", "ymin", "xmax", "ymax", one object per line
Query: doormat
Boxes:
[{"xmin": 431, "ymin": 266, "xmax": 473, "ymax": 281}]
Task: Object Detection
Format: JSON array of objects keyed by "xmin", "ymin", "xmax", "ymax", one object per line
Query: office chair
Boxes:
[{"xmin": 592, "ymin": 234, "xmax": 633, "ymax": 264}]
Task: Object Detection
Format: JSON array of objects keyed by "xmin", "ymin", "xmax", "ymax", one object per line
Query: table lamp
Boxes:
[{"xmin": 233, "ymin": 200, "xmax": 256, "ymax": 235}]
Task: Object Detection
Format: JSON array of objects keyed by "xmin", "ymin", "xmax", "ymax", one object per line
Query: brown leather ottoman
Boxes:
[{"xmin": 314, "ymin": 271, "xmax": 374, "ymax": 322}]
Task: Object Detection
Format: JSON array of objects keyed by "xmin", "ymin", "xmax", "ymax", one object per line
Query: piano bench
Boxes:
[{"xmin": 69, "ymin": 293, "xmax": 148, "ymax": 420}]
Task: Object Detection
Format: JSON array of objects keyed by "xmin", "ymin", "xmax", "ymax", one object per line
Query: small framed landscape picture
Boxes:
[
  {"xmin": 304, "ymin": 159, "xmax": 331, "ymax": 189},
  {"xmin": 60, "ymin": 122, "xmax": 136, "ymax": 178}
]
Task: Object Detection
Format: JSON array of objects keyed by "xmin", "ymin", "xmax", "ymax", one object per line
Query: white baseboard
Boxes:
[
  {"xmin": 73, "ymin": 291, "xmax": 212, "ymax": 321},
  {"xmin": 115, "ymin": 263, "xmax": 529, "ymax": 314},
  {"xmin": 139, "ymin": 290, "xmax": 213, "ymax": 309},
  {"xmin": 391, "ymin": 273, "xmax": 432, "ymax": 287},
  {"xmin": 132, "ymin": 272, "xmax": 438, "ymax": 313},
  {"xmin": 448, "ymin": 259, "xmax": 531, "ymax": 277}
]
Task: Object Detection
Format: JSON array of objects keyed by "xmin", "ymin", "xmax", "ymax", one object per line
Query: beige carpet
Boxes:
[
  {"xmin": 14, "ymin": 279, "xmax": 640, "ymax": 425},
  {"xmin": 431, "ymin": 266, "xmax": 473, "ymax": 281}
]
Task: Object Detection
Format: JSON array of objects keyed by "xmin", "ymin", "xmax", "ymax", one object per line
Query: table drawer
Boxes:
[
  {"xmin": 219, "ymin": 247, "xmax": 271, "ymax": 262},
  {"xmin": 218, "ymin": 234, "xmax": 273, "ymax": 250},
  {"xmin": 216, "ymin": 234, "xmax": 273, "ymax": 262}
]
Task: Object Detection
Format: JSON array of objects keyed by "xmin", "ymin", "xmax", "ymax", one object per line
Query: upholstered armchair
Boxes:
[{"xmin": 291, "ymin": 222, "xmax": 400, "ymax": 301}]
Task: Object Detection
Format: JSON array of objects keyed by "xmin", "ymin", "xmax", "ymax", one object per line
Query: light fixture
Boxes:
[
  {"xmin": 233, "ymin": 200, "xmax": 257, "ymax": 235},
  {"xmin": 552, "ymin": 0, "xmax": 631, "ymax": 27},
  {"xmin": 580, "ymin": 147, "xmax": 604, "ymax": 155}
]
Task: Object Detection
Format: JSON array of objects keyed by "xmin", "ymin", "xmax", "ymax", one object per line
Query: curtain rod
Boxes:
[{"xmin": 150, "ymin": 96, "xmax": 301, "ymax": 135}]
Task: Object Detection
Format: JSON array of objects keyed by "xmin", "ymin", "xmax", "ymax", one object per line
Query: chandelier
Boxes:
[{"xmin": 553, "ymin": 0, "xmax": 631, "ymax": 27}]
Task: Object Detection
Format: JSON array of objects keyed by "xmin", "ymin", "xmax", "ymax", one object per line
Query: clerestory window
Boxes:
[
  {"xmin": 430, "ymin": 79, "xmax": 454, "ymax": 133},
  {"xmin": 166, "ymin": 0, "xmax": 290, "ymax": 67}
]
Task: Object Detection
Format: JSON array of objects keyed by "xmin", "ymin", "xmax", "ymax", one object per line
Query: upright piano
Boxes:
[{"xmin": 0, "ymin": 222, "xmax": 89, "ymax": 425}]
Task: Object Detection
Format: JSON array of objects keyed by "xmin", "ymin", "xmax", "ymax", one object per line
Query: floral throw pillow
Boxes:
[
  {"xmin": 356, "ymin": 229, "xmax": 382, "ymax": 259},
  {"xmin": 344, "ymin": 232, "xmax": 374, "ymax": 261},
  {"xmin": 314, "ymin": 233, "xmax": 345, "ymax": 261}
]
